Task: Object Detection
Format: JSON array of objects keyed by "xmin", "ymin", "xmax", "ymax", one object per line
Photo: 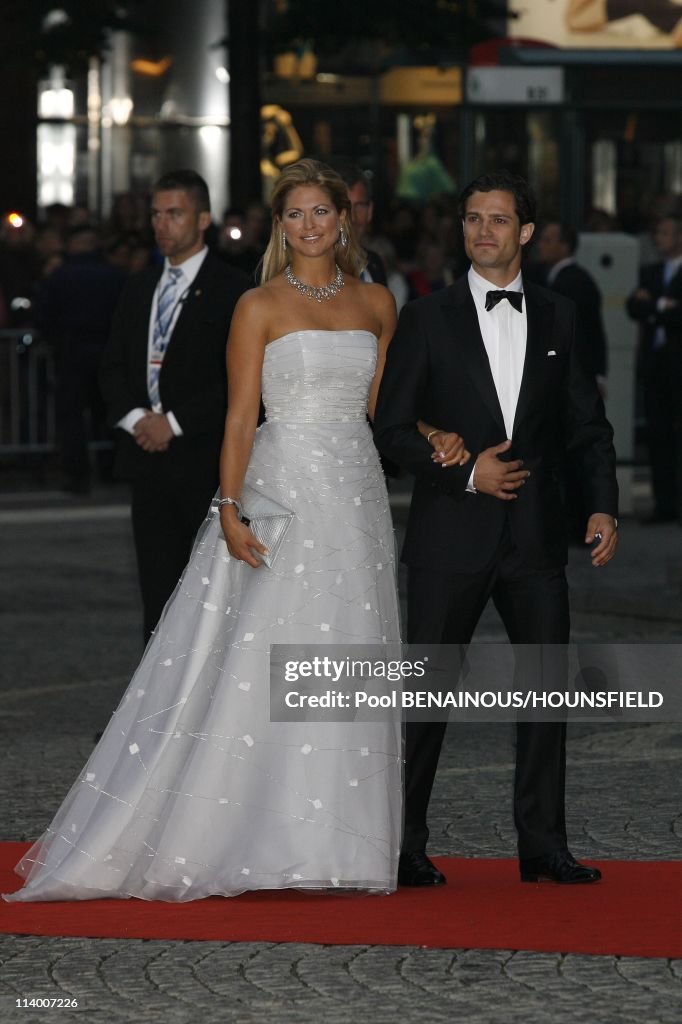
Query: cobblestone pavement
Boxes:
[{"xmin": 0, "ymin": 497, "xmax": 680, "ymax": 1023}]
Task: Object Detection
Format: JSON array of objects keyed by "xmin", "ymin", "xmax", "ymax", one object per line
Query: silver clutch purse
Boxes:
[{"xmin": 215, "ymin": 486, "xmax": 294, "ymax": 568}]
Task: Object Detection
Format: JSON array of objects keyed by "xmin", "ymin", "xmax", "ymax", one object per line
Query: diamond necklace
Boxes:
[{"xmin": 284, "ymin": 263, "xmax": 344, "ymax": 302}]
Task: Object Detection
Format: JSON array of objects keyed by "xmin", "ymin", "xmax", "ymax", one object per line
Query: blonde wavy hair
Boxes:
[{"xmin": 260, "ymin": 159, "xmax": 366, "ymax": 283}]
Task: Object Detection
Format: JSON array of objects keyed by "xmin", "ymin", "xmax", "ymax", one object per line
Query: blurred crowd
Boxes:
[
  {"xmin": 0, "ymin": 190, "xmax": 574, "ymax": 330},
  {"xmin": 2, "ymin": 179, "xmax": 682, "ymax": 515},
  {"xmin": 3, "ymin": 185, "xmax": 681, "ymax": 334}
]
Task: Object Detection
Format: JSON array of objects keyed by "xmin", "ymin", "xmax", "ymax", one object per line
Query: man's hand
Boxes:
[
  {"xmin": 133, "ymin": 412, "xmax": 173, "ymax": 452},
  {"xmin": 427, "ymin": 429, "xmax": 471, "ymax": 467},
  {"xmin": 472, "ymin": 440, "xmax": 529, "ymax": 500},
  {"xmin": 585, "ymin": 513, "xmax": 618, "ymax": 567}
]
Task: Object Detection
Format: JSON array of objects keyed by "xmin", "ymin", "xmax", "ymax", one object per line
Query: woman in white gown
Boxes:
[{"xmin": 6, "ymin": 160, "xmax": 423, "ymax": 902}]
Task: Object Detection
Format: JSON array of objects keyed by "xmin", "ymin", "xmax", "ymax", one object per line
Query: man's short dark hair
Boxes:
[
  {"xmin": 331, "ymin": 160, "xmax": 373, "ymax": 201},
  {"xmin": 459, "ymin": 170, "xmax": 536, "ymax": 226},
  {"xmin": 153, "ymin": 169, "xmax": 211, "ymax": 213}
]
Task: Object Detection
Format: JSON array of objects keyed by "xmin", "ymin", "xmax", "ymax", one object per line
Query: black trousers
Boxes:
[
  {"xmin": 405, "ymin": 527, "xmax": 570, "ymax": 861},
  {"xmin": 641, "ymin": 337, "xmax": 682, "ymax": 520},
  {"xmin": 56, "ymin": 348, "xmax": 113, "ymax": 482},
  {"xmin": 131, "ymin": 471, "xmax": 217, "ymax": 643}
]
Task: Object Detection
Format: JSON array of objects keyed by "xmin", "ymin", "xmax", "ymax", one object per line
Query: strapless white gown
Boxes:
[{"xmin": 6, "ymin": 330, "xmax": 402, "ymax": 902}]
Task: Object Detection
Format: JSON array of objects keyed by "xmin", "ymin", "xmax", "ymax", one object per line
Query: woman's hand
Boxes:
[
  {"xmin": 220, "ymin": 509, "xmax": 268, "ymax": 568},
  {"xmin": 427, "ymin": 429, "xmax": 470, "ymax": 468}
]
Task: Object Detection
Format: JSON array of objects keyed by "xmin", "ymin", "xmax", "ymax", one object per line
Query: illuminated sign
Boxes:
[
  {"xmin": 380, "ymin": 67, "xmax": 463, "ymax": 105},
  {"xmin": 510, "ymin": 0, "xmax": 682, "ymax": 49},
  {"xmin": 467, "ymin": 67, "xmax": 564, "ymax": 103}
]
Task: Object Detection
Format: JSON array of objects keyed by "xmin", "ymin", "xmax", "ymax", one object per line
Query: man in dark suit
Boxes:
[
  {"xmin": 332, "ymin": 161, "xmax": 387, "ymax": 285},
  {"xmin": 375, "ymin": 171, "xmax": 618, "ymax": 887},
  {"xmin": 100, "ymin": 170, "xmax": 248, "ymax": 640},
  {"xmin": 331, "ymin": 160, "xmax": 402, "ymax": 482},
  {"xmin": 37, "ymin": 224, "xmax": 126, "ymax": 493},
  {"xmin": 626, "ymin": 214, "xmax": 682, "ymax": 523},
  {"xmin": 536, "ymin": 220, "xmax": 609, "ymax": 539},
  {"xmin": 536, "ymin": 221, "xmax": 608, "ymax": 386}
]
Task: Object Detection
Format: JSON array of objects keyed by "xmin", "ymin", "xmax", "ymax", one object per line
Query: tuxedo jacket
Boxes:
[
  {"xmin": 99, "ymin": 253, "xmax": 248, "ymax": 486},
  {"xmin": 374, "ymin": 274, "xmax": 618, "ymax": 572},
  {"xmin": 626, "ymin": 261, "xmax": 682, "ymax": 375},
  {"xmin": 547, "ymin": 263, "xmax": 607, "ymax": 379}
]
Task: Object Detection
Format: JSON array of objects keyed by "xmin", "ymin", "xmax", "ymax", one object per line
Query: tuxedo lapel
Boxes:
[
  {"xmin": 440, "ymin": 280, "xmax": 505, "ymax": 432},
  {"xmin": 512, "ymin": 281, "xmax": 554, "ymax": 435}
]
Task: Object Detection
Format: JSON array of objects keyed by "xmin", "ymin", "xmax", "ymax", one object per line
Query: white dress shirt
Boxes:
[
  {"xmin": 662, "ymin": 254, "xmax": 682, "ymax": 288},
  {"xmin": 653, "ymin": 255, "xmax": 682, "ymax": 349},
  {"xmin": 468, "ymin": 265, "xmax": 526, "ymax": 439},
  {"xmin": 466, "ymin": 266, "xmax": 526, "ymax": 491},
  {"xmin": 118, "ymin": 246, "xmax": 209, "ymax": 437}
]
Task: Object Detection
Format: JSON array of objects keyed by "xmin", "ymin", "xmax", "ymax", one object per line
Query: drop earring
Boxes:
[
  {"xmin": 339, "ymin": 229, "xmax": 348, "ymax": 248},
  {"xmin": 282, "ymin": 232, "xmax": 287, "ymax": 252}
]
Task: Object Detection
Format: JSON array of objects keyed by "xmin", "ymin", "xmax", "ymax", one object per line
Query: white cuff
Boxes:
[
  {"xmin": 166, "ymin": 411, "xmax": 183, "ymax": 437},
  {"xmin": 466, "ymin": 465, "xmax": 477, "ymax": 494},
  {"xmin": 117, "ymin": 408, "xmax": 148, "ymax": 435}
]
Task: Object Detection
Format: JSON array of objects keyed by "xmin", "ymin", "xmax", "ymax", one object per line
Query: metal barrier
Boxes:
[{"xmin": 0, "ymin": 329, "xmax": 56, "ymax": 454}]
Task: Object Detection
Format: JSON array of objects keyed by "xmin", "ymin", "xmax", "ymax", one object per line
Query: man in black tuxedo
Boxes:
[
  {"xmin": 100, "ymin": 170, "xmax": 248, "ymax": 640},
  {"xmin": 626, "ymin": 214, "xmax": 682, "ymax": 523},
  {"xmin": 374, "ymin": 171, "xmax": 618, "ymax": 887}
]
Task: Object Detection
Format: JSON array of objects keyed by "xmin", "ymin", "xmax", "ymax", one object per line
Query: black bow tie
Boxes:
[{"xmin": 485, "ymin": 289, "xmax": 523, "ymax": 313}]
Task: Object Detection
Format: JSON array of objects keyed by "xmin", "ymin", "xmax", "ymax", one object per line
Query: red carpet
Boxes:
[{"xmin": 1, "ymin": 844, "xmax": 680, "ymax": 957}]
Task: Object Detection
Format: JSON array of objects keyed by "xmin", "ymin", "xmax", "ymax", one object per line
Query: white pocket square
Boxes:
[{"xmin": 547, "ymin": 350, "xmax": 557, "ymax": 356}]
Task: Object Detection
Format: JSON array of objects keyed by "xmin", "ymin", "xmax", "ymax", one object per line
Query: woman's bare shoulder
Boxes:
[
  {"xmin": 348, "ymin": 279, "xmax": 396, "ymax": 324},
  {"xmin": 232, "ymin": 278, "xmax": 284, "ymax": 324}
]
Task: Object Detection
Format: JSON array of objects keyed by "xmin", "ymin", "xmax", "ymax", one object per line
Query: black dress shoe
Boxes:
[
  {"xmin": 520, "ymin": 848, "xmax": 601, "ymax": 884},
  {"xmin": 398, "ymin": 851, "xmax": 447, "ymax": 887}
]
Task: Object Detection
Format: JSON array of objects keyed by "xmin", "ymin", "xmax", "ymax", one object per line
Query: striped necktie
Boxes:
[{"xmin": 148, "ymin": 267, "xmax": 183, "ymax": 411}]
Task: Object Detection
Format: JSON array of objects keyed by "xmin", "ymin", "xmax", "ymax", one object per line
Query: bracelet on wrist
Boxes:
[{"xmin": 218, "ymin": 496, "xmax": 242, "ymax": 516}]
